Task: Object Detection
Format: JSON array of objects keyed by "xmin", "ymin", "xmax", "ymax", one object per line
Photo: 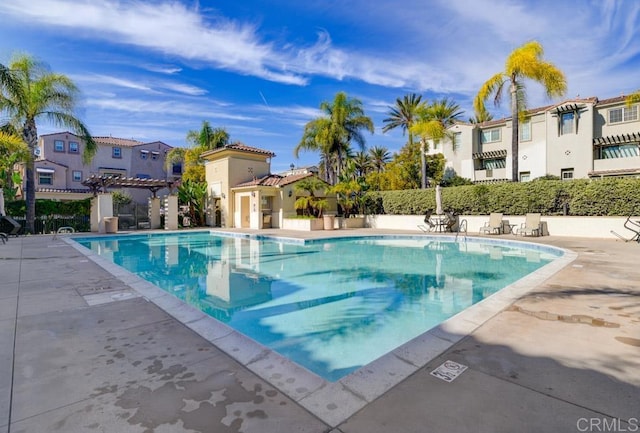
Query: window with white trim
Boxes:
[
  {"xmin": 54, "ymin": 140, "xmax": 65, "ymax": 152},
  {"xmin": 38, "ymin": 172, "xmax": 53, "ymax": 185},
  {"xmin": 453, "ymin": 132, "xmax": 462, "ymax": 151},
  {"xmin": 112, "ymin": 147, "xmax": 121, "ymax": 158},
  {"xmin": 520, "ymin": 121, "xmax": 531, "ymax": 141},
  {"xmin": 140, "ymin": 150, "xmax": 149, "ymax": 160},
  {"xmin": 560, "ymin": 112, "xmax": 574, "ymax": 135},
  {"xmin": 481, "ymin": 128, "xmax": 501, "ymax": 143},
  {"xmin": 561, "ymin": 168, "xmax": 574, "ymax": 180},
  {"xmin": 69, "ymin": 141, "xmax": 79, "ymax": 153},
  {"xmin": 72, "ymin": 170, "xmax": 82, "ymax": 182},
  {"xmin": 151, "ymin": 151, "xmax": 159, "ymax": 160},
  {"xmin": 609, "ymin": 106, "xmax": 638, "ymax": 124},
  {"xmin": 519, "ymin": 171, "xmax": 531, "ymax": 182}
]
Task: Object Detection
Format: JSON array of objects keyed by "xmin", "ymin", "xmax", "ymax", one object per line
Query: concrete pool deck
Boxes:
[{"xmin": 1, "ymin": 229, "xmax": 639, "ymax": 432}]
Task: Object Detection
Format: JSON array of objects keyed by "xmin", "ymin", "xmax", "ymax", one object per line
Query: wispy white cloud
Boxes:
[
  {"xmin": 0, "ymin": 0, "xmax": 307, "ymax": 85},
  {"xmin": 157, "ymin": 82, "xmax": 208, "ymax": 96},
  {"xmin": 4, "ymin": 0, "xmax": 638, "ymax": 100},
  {"xmin": 87, "ymin": 97, "xmax": 256, "ymax": 121},
  {"xmin": 72, "ymin": 73, "xmax": 207, "ymax": 96},
  {"xmin": 140, "ymin": 64, "xmax": 183, "ymax": 75}
]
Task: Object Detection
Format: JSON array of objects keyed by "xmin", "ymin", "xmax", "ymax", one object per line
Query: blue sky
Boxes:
[{"xmin": 1, "ymin": 0, "xmax": 639, "ymax": 172}]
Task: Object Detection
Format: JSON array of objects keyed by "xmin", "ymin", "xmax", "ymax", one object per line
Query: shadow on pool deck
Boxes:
[{"xmin": 0, "ymin": 230, "xmax": 639, "ymax": 433}]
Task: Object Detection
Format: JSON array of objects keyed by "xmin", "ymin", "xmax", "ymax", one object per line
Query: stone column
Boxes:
[
  {"xmin": 164, "ymin": 195, "xmax": 178, "ymax": 230},
  {"xmin": 148, "ymin": 197, "xmax": 161, "ymax": 229},
  {"xmin": 91, "ymin": 193, "xmax": 113, "ymax": 233}
]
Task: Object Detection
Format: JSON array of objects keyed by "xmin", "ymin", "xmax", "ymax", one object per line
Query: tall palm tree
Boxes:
[
  {"xmin": 186, "ymin": 120, "xmax": 229, "ymax": 149},
  {"xmin": 352, "ymin": 150, "xmax": 372, "ymax": 178},
  {"xmin": 468, "ymin": 106, "xmax": 494, "ymax": 124},
  {"xmin": 626, "ymin": 91, "xmax": 640, "ymax": 111},
  {"xmin": 369, "ymin": 146, "xmax": 391, "ymax": 174},
  {"xmin": 167, "ymin": 122, "xmax": 230, "ymax": 182},
  {"xmin": 410, "ymin": 98, "xmax": 463, "ymax": 187},
  {"xmin": 295, "ymin": 92, "xmax": 373, "ymax": 185},
  {"xmin": 382, "ymin": 94, "xmax": 425, "ymax": 187},
  {"xmin": 474, "ymin": 41, "xmax": 567, "ymax": 181},
  {"xmin": 0, "ymin": 53, "xmax": 96, "ymax": 233}
]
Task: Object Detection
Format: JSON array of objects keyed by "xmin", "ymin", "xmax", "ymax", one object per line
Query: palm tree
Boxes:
[
  {"xmin": 0, "ymin": 53, "xmax": 96, "ymax": 233},
  {"xmin": 468, "ymin": 106, "xmax": 494, "ymax": 124},
  {"xmin": 626, "ymin": 91, "xmax": 640, "ymax": 110},
  {"xmin": 186, "ymin": 120, "xmax": 229, "ymax": 149},
  {"xmin": 296, "ymin": 92, "xmax": 374, "ymax": 185},
  {"xmin": 409, "ymin": 98, "xmax": 463, "ymax": 187},
  {"xmin": 369, "ymin": 146, "xmax": 391, "ymax": 174},
  {"xmin": 474, "ymin": 41, "xmax": 567, "ymax": 181},
  {"xmin": 382, "ymin": 94, "xmax": 424, "ymax": 187},
  {"xmin": 167, "ymin": 122, "xmax": 230, "ymax": 182},
  {"xmin": 352, "ymin": 151, "xmax": 372, "ymax": 178}
]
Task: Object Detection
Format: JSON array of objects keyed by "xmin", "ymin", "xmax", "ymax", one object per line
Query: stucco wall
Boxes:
[{"xmin": 365, "ymin": 214, "xmax": 635, "ymax": 240}]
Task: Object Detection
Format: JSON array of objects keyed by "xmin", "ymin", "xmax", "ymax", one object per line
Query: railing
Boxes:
[
  {"xmin": 455, "ymin": 219, "xmax": 468, "ymax": 242},
  {"xmin": 7, "ymin": 215, "xmax": 90, "ymax": 234}
]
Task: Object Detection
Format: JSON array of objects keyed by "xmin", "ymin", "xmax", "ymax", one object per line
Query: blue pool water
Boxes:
[{"xmin": 76, "ymin": 232, "xmax": 562, "ymax": 381}]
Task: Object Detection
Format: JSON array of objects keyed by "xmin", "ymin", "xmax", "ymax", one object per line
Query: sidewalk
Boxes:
[{"xmin": 1, "ymin": 232, "xmax": 638, "ymax": 433}]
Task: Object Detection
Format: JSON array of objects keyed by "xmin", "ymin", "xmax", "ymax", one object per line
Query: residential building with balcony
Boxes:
[
  {"xmin": 26, "ymin": 132, "xmax": 181, "ymax": 203},
  {"xmin": 427, "ymin": 95, "xmax": 640, "ymax": 182}
]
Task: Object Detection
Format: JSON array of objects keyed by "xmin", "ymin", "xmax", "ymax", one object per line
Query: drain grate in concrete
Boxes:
[{"xmin": 430, "ymin": 360, "xmax": 468, "ymax": 382}]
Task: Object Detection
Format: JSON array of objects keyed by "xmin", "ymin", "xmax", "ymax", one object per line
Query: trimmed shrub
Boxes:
[{"xmin": 364, "ymin": 178, "xmax": 640, "ymax": 216}]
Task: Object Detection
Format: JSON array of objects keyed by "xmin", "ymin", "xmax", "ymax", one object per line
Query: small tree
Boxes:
[
  {"xmin": 0, "ymin": 130, "xmax": 28, "ymax": 216},
  {"xmin": 294, "ymin": 177, "xmax": 328, "ymax": 217},
  {"xmin": 328, "ymin": 179, "xmax": 363, "ymax": 217},
  {"xmin": 177, "ymin": 180, "xmax": 208, "ymax": 226}
]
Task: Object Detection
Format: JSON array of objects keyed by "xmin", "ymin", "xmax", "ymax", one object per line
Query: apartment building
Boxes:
[
  {"xmin": 30, "ymin": 132, "xmax": 181, "ymax": 203},
  {"xmin": 429, "ymin": 95, "xmax": 640, "ymax": 182}
]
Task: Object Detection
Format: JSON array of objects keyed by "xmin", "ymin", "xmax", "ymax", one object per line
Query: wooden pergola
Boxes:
[{"xmin": 81, "ymin": 175, "xmax": 176, "ymax": 197}]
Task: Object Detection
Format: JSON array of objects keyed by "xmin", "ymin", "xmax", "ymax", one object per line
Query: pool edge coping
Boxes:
[{"xmin": 64, "ymin": 232, "xmax": 577, "ymax": 428}]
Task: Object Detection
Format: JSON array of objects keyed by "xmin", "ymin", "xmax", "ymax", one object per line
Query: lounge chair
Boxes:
[
  {"xmin": 611, "ymin": 215, "xmax": 640, "ymax": 243},
  {"xmin": 0, "ymin": 216, "xmax": 22, "ymax": 237},
  {"xmin": 418, "ymin": 210, "xmax": 436, "ymax": 233},
  {"xmin": 517, "ymin": 213, "xmax": 542, "ymax": 237},
  {"xmin": 0, "ymin": 232, "xmax": 6, "ymax": 244},
  {"xmin": 479, "ymin": 213, "xmax": 504, "ymax": 235}
]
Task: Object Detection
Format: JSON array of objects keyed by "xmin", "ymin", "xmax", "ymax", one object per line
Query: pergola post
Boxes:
[
  {"xmin": 91, "ymin": 193, "xmax": 114, "ymax": 233},
  {"xmin": 148, "ymin": 197, "xmax": 161, "ymax": 229},
  {"xmin": 164, "ymin": 195, "xmax": 178, "ymax": 230}
]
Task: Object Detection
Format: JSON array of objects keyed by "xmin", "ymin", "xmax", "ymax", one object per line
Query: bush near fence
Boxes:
[
  {"xmin": 363, "ymin": 178, "xmax": 640, "ymax": 216},
  {"xmin": 5, "ymin": 198, "xmax": 91, "ymax": 234}
]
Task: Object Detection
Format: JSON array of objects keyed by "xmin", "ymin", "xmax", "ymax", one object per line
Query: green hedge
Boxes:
[
  {"xmin": 364, "ymin": 178, "xmax": 640, "ymax": 216},
  {"xmin": 5, "ymin": 198, "xmax": 92, "ymax": 217}
]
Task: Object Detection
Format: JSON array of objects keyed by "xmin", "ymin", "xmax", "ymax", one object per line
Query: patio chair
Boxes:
[
  {"xmin": 443, "ymin": 211, "xmax": 458, "ymax": 232},
  {"xmin": 516, "ymin": 213, "xmax": 542, "ymax": 237},
  {"xmin": 479, "ymin": 213, "xmax": 504, "ymax": 235},
  {"xmin": 418, "ymin": 209, "xmax": 436, "ymax": 233},
  {"xmin": 0, "ymin": 232, "xmax": 6, "ymax": 244},
  {"xmin": 610, "ymin": 215, "xmax": 640, "ymax": 243},
  {"xmin": 0, "ymin": 216, "xmax": 22, "ymax": 237}
]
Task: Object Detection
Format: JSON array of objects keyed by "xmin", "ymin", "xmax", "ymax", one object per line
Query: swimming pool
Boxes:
[{"xmin": 75, "ymin": 231, "xmax": 563, "ymax": 382}]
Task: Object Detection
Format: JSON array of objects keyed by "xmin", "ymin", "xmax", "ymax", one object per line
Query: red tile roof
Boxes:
[
  {"xmin": 235, "ymin": 172, "xmax": 315, "ymax": 188},
  {"xmin": 201, "ymin": 142, "xmax": 276, "ymax": 158},
  {"xmin": 93, "ymin": 136, "xmax": 143, "ymax": 147}
]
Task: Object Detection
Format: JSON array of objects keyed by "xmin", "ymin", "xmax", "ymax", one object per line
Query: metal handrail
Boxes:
[{"xmin": 455, "ymin": 218, "xmax": 468, "ymax": 242}]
